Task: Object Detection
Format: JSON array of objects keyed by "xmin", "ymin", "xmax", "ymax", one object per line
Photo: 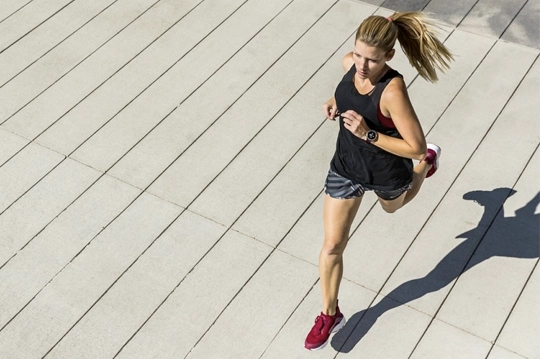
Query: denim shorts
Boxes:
[{"xmin": 324, "ymin": 170, "xmax": 412, "ymax": 201}]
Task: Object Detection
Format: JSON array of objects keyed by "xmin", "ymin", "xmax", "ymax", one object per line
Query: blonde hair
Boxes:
[{"xmin": 355, "ymin": 12, "xmax": 453, "ymax": 82}]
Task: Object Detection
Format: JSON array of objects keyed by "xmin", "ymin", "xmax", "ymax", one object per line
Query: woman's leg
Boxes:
[
  {"xmin": 378, "ymin": 159, "xmax": 431, "ymax": 213},
  {"xmin": 378, "ymin": 142, "xmax": 442, "ymax": 213},
  {"xmin": 319, "ymin": 194, "xmax": 363, "ymax": 315}
]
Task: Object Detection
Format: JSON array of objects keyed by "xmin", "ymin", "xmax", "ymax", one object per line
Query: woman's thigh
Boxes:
[{"xmin": 323, "ymin": 194, "xmax": 363, "ymax": 245}]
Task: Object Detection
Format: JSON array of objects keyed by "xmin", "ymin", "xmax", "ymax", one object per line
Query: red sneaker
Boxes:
[
  {"xmin": 425, "ymin": 143, "xmax": 441, "ymax": 178},
  {"xmin": 304, "ymin": 305, "xmax": 346, "ymax": 351}
]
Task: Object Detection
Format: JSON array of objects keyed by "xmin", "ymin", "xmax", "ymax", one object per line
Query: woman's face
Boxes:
[{"xmin": 352, "ymin": 40, "xmax": 394, "ymax": 80}]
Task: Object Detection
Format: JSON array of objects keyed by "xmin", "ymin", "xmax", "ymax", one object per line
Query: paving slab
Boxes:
[
  {"xmin": 436, "ymin": 147, "xmax": 539, "ymax": 341},
  {"xmin": 0, "ymin": 128, "xmax": 28, "ymax": 165},
  {"xmin": 410, "ymin": 319, "xmax": 491, "ymax": 358},
  {"xmin": 44, "ymin": 211, "xmax": 226, "ymax": 358},
  {"xmin": 495, "ymin": 264, "xmax": 540, "ymax": 358},
  {"xmin": 0, "ymin": 0, "xmax": 177, "ymax": 130},
  {"xmin": 350, "ymin": 0, "xmax": 384, "ymax": 8},
  {"xmin": 380, "ymin": 0, "xmax": 429, "ymax": 12},
  {"xmin": 459, "ymin": 0, "xmax": 527, "ymax": 40},
  {"xmin": 31, "ymin": 0, "xmax": 266, "ymax": 160},
  {"xmin": 116, "ymin": 229, "xmax": 271, "ymax": 359},
  {"xmin": 488, "ymin": 345, "xmax": 530, "ymax": 359},
  {"xmin": 107, "ymin": 0, "xmax": 338, "ymax": 190},
  {"xmin": 0, "ymin": 143, "xmax": 64, "ymax": 214},
  {"xmin": 0, "ymin": 158, "xmax": 101, "ymax": 267},
  {"xmin": 188, "ymin": 32, "xmax": 369, "ymax": 227},
  {"xmin": 380, "ymin": 49, "xmax": 539, "ymax": 315},
  {"xmin": 67, "ymin": 0, "xmax": 299, "ymax": 171},
  {"xmin": 0, "ymin": 0, "xmax": 74, "ymax": 52},
  {"xmin": 0, "ymin": 1, "xmax": 31, "ymax": 22},
  {"xmin": 0, "ymin": 0, "xmax": 116, "ymax": 86},
  {"xmin": 407, "ymin": 29, "xmax": 495, "ymax": 131},
  {"xmin": 0, "ymin": 192, "xmax": 180, "ymax": 358},
  {"xmin": 261, "ymin": 278, "xmax": 376, "ymax": 359},
  {"xmin": 423, "ymin": 0, "xmax": 479, "ymax": 27},
  {"xmin": 149, "ymin": 0, "xmax": 376, "ymax": 210},
  {"xmin": 502, "ymin": 0, "xmax": 540, "ymax": 50},
  {"xmin": 334, "ymin": 293, "xmax": 432, "ymax": 358},
  {"xmin": 231, "ymin": 120, "xmax": 337, "ymax": 248},
  {"xmin": 0, "ymin": 175, "xmax": 140, "ymax": 329},
  {"xmin": 185, "ymin": 250, "xmax": 316, "ymax": 359}
]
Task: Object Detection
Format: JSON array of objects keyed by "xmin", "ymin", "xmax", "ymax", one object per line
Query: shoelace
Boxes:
[{"xmin": 312, "ymin": 315, "xmax": 326, "ymax": 334}]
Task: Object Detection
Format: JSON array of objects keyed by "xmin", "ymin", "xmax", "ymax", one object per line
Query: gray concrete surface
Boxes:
[{"xmin": 0, "ymin": 0, "xmax": 538, "ymax": 358}]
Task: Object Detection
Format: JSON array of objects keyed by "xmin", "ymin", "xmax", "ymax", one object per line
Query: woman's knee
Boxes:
[
  {"xmin": 380, "ymin": 202, "xmax": 400, "ymax": 213},
  {"xmin": 378, "ymin": 193, "xmax": 406, "ymax": 213},
  {"xmin": 322, "ymin": 236, "xmax": 348, "ymax": 255}
]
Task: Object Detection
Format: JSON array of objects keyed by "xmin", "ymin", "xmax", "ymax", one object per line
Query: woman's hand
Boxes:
[
  {"xmin": 322, "ymin": 97, "xmax": 339, "ymax": 120},
  {"xmin": 341, "ymin": 110, "xmax": 370, "ymax": 139}
]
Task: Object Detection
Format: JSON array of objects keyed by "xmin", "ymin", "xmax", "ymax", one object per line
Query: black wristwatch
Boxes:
[{"xmin": 365, "ymin": 130, "xmax": 378, "ymax": 143}]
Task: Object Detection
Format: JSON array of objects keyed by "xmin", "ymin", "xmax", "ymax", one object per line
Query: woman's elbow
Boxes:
[{"xmin": 412, "ymin": 143, "xmax": 428, "ymax": 161}]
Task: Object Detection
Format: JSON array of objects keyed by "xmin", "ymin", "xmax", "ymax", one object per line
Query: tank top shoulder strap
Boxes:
[
  {"xmin": 343, "ymin": 63, "xmax": 356, "ymax": 81},
  {"xmin": 370, "ymin": 69, "xmax": 402, "ymax": 104}
]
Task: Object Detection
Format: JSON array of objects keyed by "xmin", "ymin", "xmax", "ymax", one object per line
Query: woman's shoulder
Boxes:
[
  {"xmin": 382, "ymin": 73, "xmax": 407, "ymax": 98},
  {"xmin": 379, "ymin": 73, "xmax": 410, "ymax": 114},
  {"xmin": 342, "ymin": 52, "xmax": 354, "ymax": 72}
]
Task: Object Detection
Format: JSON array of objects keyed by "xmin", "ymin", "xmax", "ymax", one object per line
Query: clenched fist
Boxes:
[{"xmin": 322, "ymin": 97, "xmax": 339, "ymax": 120}]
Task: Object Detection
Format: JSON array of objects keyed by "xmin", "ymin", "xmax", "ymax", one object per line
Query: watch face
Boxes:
[{"xmin": 367, "ymin": 131, "xmax": 377, "ymax": 141}]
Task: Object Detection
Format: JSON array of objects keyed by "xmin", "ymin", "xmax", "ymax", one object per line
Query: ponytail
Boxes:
[{"xmin": 355, "ymin": 12, "xmax": 453, "ymax": 82}]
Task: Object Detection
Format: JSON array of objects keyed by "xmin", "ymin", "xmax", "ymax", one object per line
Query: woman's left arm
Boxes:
[{"xmin": 341, "ymin": 78, "xmax": 427, "ymax": 160}]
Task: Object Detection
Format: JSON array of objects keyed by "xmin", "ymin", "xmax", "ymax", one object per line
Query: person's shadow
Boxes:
[{"xmin": 331, "ymin": 187, "xmax": 540, "ymax": 352}]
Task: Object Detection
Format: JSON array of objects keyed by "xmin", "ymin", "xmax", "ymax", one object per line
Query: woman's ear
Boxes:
[{"xmin": 386, "ymin": 49, "xmax": 395, "ymax": 61}]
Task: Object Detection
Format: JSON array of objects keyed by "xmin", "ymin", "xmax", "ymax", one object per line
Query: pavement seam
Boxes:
[
  {"xmin": 499, "ymin": 0, "xmax": 530, "ymax": 41},
  {"xmin": 0, "ymin": 0, "xmax": 123, "ymax": 89},
  {"xmin": 0, "ymin": 152, "xmax": 66, "ymax": 218},
  {"xmin": 2, "ymin": 0, "xmax": 269, "ymax": 353},
  {"xmin": 42, "ymin": 195, "xmax": 184, "ymax": 357},
  {"xmin": 258, "ymin": 279, "xmax": 319, "ymax": 358},
  {"xmin": 0, "ymin": 0, "xmax": 77, "ymax": 55},
  {"xmin": 127, "ymin": 0, "xmax": 345, "ymax": 207},
  {"xmin": 0, "ymin": 1, "xmax": 33, "ymax": 24},
  {"xmin": 0, "ymin": 171, "xmax": 143, "ymax": 334},
  {"xmin": 407, "ymin": 64, "xmax": 540, "ymax": 358},
  {"xmin": 0, "ymin": 0, "xmax": 166, "ymax": 126},
  {"xmin": 84, "ymin": 0, "xmax": 302, "ymax": 190},
  {"xmin": 0, "ymin": 0, "xmax": 291, "ymax": 347},
  {"xmin": 487, "ymin": 258, "xmax": 539, "ymax": 358},
  {"xmin": 454, "ymin": 0, "xmax": 481, "ymax": 29},
  {"xmin": 58, "ymin": 0, "xmax": 239, "ymax": 163},
  {"xmin": 176, "ymin": 3, "xmax": 364, "ymax": 357},
  {"xmin": 485, "ymin": 146, "xmax": 539, "ymax": 358}
]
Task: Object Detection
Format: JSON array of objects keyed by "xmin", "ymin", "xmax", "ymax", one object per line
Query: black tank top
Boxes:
[{"xmin": 330, "ymin": 64, "xmax": 413, "ymax": 191}]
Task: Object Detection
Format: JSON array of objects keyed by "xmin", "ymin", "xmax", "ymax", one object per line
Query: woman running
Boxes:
[{"xmin": 304, "ymin": 12, "xmax": 453, "ymax": 351}]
